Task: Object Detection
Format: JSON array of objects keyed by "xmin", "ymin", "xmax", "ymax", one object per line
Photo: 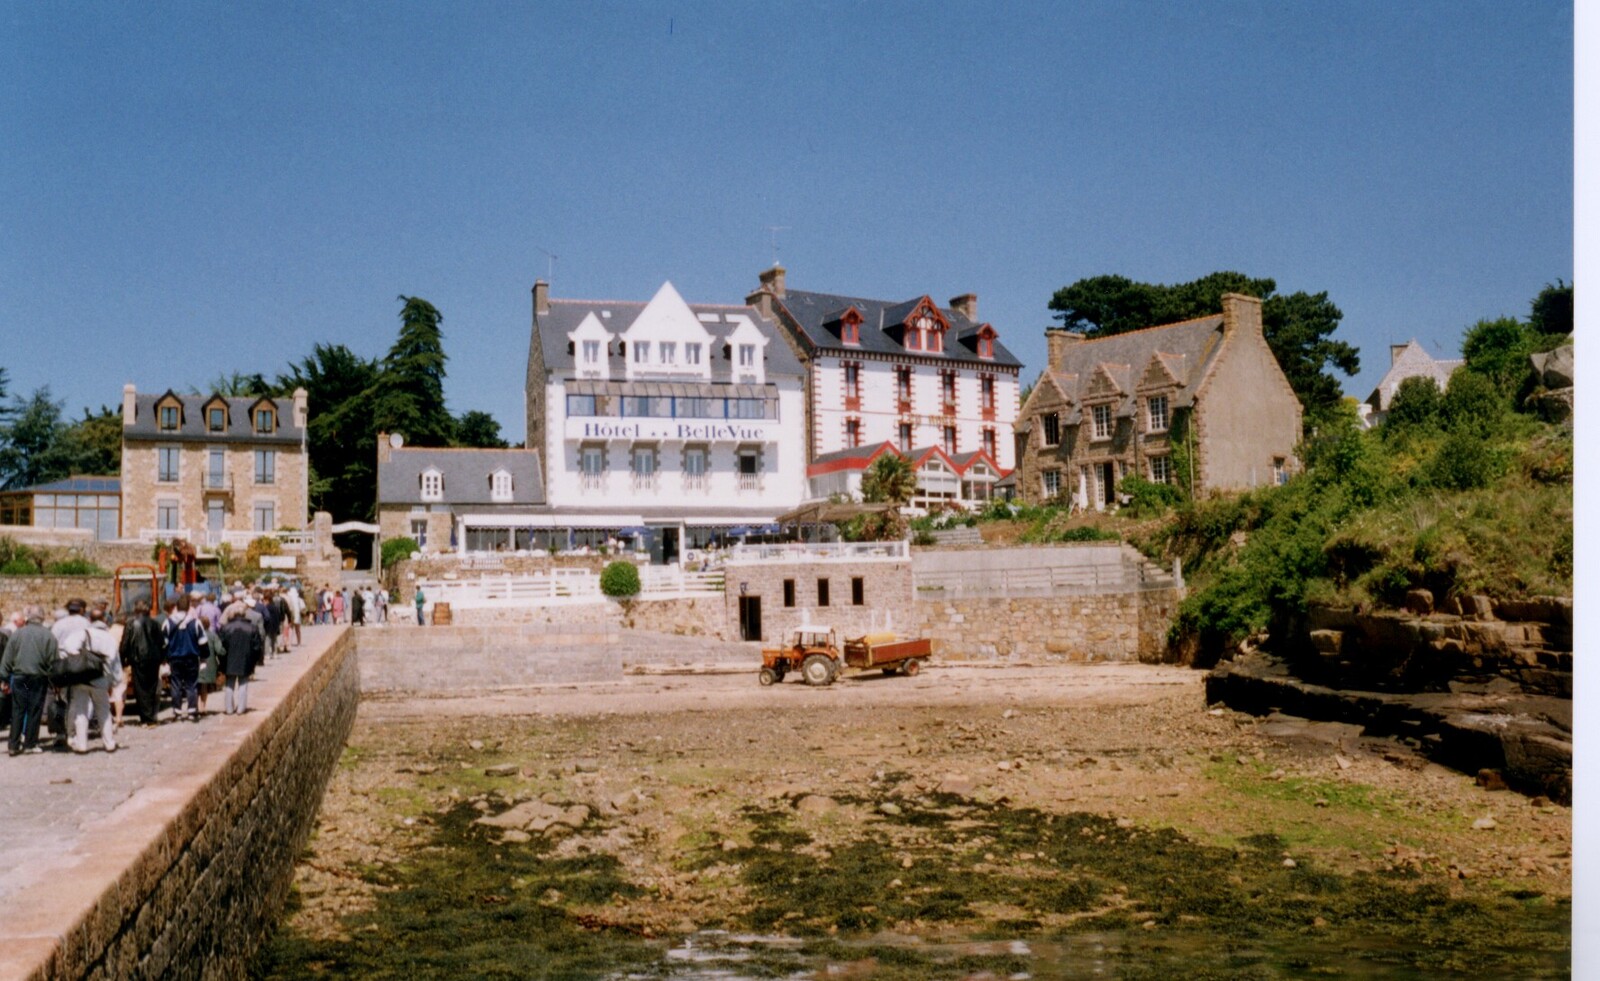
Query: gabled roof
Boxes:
[
  {"xmin": 125, "ymin": 393, "xmax": 304, "ymax": 445},
  {"xmin": 1045, "ymin": 314, "xmax": 1225, "ymax": 414},
  {"xmin": 775, "ymin": 289, "xmax": 1023, "ymax": 368},
  {"xmin": 377, "ymin": 448, "xmax": 545, "ymax": 507},
  {"xmin": 806, "ymin": 441, "xmax": 900, "ymax": 477},
  {"xmin": 1366, "ymin": 339, "xmax": 1463, "ymax": 411},
  {"xmin": 531, "ymin": 293, "xmax": 804, "ymax": 381}
]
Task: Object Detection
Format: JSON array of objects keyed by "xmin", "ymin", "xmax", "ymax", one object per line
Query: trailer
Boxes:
[
  {"xmin": 758, "ymin": 627, "xmax": 932, "ymax": 686},
  {"xmin": 843, "ymin": 632, "xmax": 933, "ymax": 676}
]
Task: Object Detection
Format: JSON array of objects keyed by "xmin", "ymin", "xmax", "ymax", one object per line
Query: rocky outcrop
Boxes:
[
  {"xmin": 1208, "ymin": 592, "xmax": 1572, "ymax": 802},
  {"xmin": 1527, "ymin": 342, "xmax": 1574, "ymax": 423},
  {"xmin": 1207, "ymin": 652, "xmax": 1571, "ymax": 803}
]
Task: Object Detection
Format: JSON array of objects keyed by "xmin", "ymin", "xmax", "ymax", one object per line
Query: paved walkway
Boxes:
[{"xmin": 0, "ymin": 625, "xmax": 347, "ymax": 976}]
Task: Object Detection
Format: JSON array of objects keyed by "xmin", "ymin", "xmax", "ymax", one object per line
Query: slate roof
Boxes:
[
  {"xmin": 377, "ymin": 448, "xmax": 545, "ymax": 507},
  {"xmin": 124, "ymin": 393, "xmax": 304, "ymax": 445},
  {"xmin": 532, "ymin": 300, "xmax": 804, "ymax": 381},
  {"xmin": 774, "ymin": 289, "xmax": 1023, "ymax": 368},
  {"xmin": 1043, "ymin": 315, "xmax": 1225, "ymax": 417},
  {"xmin": 1366, "ymin": 339, "xmax": 1463, "ymax": 411},
  {"xmin": 3, "ymin": 476, "xmax": 121, "ymax": 495}
]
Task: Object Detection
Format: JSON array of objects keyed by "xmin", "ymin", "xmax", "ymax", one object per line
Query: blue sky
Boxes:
[{"xmin": 2, "ymin": 1, "xmax": 1573, "ymax": 443}]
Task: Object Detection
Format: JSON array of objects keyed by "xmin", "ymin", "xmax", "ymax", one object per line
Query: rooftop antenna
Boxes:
[
  {"xmin": 765, "ymin": 226, "xmax": 790, "ymax": 266},
  {"xmin": 534, "ymin": 246, "xmax": 558, "ymax": 283}
]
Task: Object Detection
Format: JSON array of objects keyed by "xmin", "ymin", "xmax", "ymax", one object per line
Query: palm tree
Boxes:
[{"xmin": 861, "ymin": 454, "xmax": 916, "ymax": 505}]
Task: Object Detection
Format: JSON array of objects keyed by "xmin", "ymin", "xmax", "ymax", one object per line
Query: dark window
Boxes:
[
  {"xmin": 783, "ymin": 579, "xmax": 795, "ymax": 608},
  {"xmin": 851, "ymin": 577, "xmax": 864, "ymax": 606},
  {"xmin": 816, "ymin": 578, "xmax": 830, "ymax": 607}
]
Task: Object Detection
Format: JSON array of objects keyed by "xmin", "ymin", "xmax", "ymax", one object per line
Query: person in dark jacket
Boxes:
[
  {"xmin": 259, "ymin": 587, "xmax": 283, "ymax": 658},
  {"xmin": 162, "ymin": 595, "xmax": 207, "ymax": 723},
  {"xmin": 1, "ymin": 606, "xmax": 59, "ymax": 755},
  {"xmin": 217, "ymin": 603, "xmax": 262, "ymax": 714},
  {"xmin": 118, "ymin": 601, "xmax": 165, "ymax": 726}
]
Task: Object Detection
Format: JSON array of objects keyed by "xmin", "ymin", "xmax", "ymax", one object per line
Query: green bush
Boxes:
[
  {"xmin": 1118, "ymin": 475, "xmax": 1183, "ymax": 517},
  {"xmin": 0, "ymin": 557, "xmax": 38, "ymax": 575},
  {"xmin": 381, "ymin": 536, "xmax": 420, "ymax": 570},
  {"xmin": 1427, "ymin": 430, "xmax": 1504, "ymax": 491},
  {"xmin": 600, "ymin": 560, "xmax": 641, "ymax": 597},
  {"xmin": 45, "ymin": 558, "xmax": 105, "ymax": 576}
]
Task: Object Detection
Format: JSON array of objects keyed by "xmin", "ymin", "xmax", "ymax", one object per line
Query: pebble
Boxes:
[
  {"xmin": 484, "ymin": 764, "xmax": 518, "ymax": 777},
  {"xmin": 996, "ymin": 760, "xmax": 1013, "ymax": 772},
  {"xmin": 1473, "ymin": 816, "xmax": 1498, "ymax": 831},
  {"xmin": 879, "ymin": 802, "xmax": 903, "ymax": 816},
  {"xmin": 1115, "ymin": 817, "xmax": 1135, "ymax": 829},
  {"xmin": 468, "ymin": 740, "xmax": 485, "ymax": 751},
  {"xmin": 1002, "ymin": 709, "xmax": 1017, "ymax": 719},
  {"xmin": 1282, "ymin": 858, "xmax": 1297, "ymax": 869}
]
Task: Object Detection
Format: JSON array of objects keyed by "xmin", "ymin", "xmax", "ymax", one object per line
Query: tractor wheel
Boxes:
[
  {"xmin": 773, "ymin": 666, "xmax": 787, "ymax": 682},
  {"xmin": 758, "ymin": 668, "xmax": 778, "ymax": 686},
  {"xmin": 802, "ymin": 654, "xmax": 835, "ymax": 687},
  {"xmin": 903, "ymin": 658, "xmax": 923, "ymax": 677}
]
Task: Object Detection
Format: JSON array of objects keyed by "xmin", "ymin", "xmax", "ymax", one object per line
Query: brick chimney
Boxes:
[
  {"xmin": 948, "ymin": 293, "xmax": 977, "ymax": 321},
  {"xmin": 376, "ymin": 432, "xmax": 393, "ymax": 464},
  {"xmin": 1220, "ymin": 293, "xmax": 1264, "ymax": 336},
  {"xmin": 746, "ymin": 264, "xmax": 786, "ymax": 320},
  {"xmin": 1390, "ymin": 342, "xmax": 1411, "ymax": 366},
  {"xmin": 758, "ymin": 264, "xmax": 785, "ymax": 298},
  {"xmin": 121, "ymin": 383, "xmax": 137, "ymax": 426},
  {"xmin": 1045, "ymin": 329, "xmax": 1086, "ymax": 371},
  {"xmin": 533, "ymin": 280, "xmax": 550, "ymax": 317}
]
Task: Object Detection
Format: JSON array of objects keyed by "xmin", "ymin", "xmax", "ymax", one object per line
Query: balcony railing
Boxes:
[
  {"xmin": 682, "ymin": 473, "xmax": 708, "ymax": 493},
  {"xmin": 202, "ymin": 472, "xmax": 233, "ymax": 493},
  {"xmin": 631, "ymin": 472, "xmax": 659, "ymax": 493},
  {"xmin": 737, "ymin": 472, "xmax": 763, "ymax": 492},
  {"xmin": 580, "ymin": 472, "xmax": 605, "ymax": 491}
]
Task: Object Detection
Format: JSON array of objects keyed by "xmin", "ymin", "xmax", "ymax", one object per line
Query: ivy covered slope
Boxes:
[{"xmin": 1144, "ymin": 303, "xmax": 1572, "ymax": 665}]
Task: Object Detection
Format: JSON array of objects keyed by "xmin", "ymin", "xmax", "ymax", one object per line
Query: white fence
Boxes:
[
  {"xmin": 137, "ymin": 527, "xmax": 317, "ymax": 551},
  {"xmin": 416, "ymin": 565, "xmax": 725, "ymax": 609},
  {"xmin": 721, "ymin": 540, "xmax": 910, "ymax": 564}
]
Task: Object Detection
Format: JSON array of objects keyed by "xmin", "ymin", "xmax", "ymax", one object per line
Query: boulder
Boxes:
[
  {"xmin": 1403, "ymin": 589, "xmax": 1434, "ymax": 616},
  {"xmin": 1530, "ymin": 344, "xmax": 1574, "ymax": 390},
  {"xmin": 476, "ymin": 800, "xmax": 591, "ymax": 834}
]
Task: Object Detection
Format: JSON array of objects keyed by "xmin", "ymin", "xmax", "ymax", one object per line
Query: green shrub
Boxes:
[
  {"xmin": 381, "ymin": 536, "xmax": 420, "ymax": 570},
  {"xmin": 0, "ymin": 557, "xmax": 38, "ymax": 576},
  {"xmin": 45, "ymin": 558, "xmax": 105, "ymax": 576},
  {"xmin": 1427, "ymin": 430, "xmax": 1504, "ymax": 491},
  {"xmin": 600, "ymin": 560, "xmax": 641, "ymax": 597},
  {"xmin": 1118, "ymin": 475, "xmax": 1183, "ymax": 517}
]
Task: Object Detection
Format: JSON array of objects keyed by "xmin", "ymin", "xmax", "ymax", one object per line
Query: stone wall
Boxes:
[
  {"xmin": 907, "ymin": 586, "xmax": 1185, "ymax": 663},
  {"xmin": 3, "ymin": 628, "xmax": 358, "ymax": 981},
  {"xmin": 618, "ymin": 596, "xmax": 731, "ymax": 640},
  {"xmin": 357, "ymin": 624, "xmax": 622, "ymax": 691},
  {"xmin": 723, "ymin": 558, "xmax": 915, "ymax": 642},
  {"xmin": 0, "ymin": 576, "xmax": 116, "ymax": 614}
]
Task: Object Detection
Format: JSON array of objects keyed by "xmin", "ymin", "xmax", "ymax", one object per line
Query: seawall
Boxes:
[{"xmin": 0, "ymin": 625, "xmax": 358, "ymax": 981}]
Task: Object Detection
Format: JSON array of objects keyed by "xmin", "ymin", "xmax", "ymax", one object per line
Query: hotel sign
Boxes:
[{"xmin": 564, "ymin": 419, "xmax": 778, "ymax": 442}]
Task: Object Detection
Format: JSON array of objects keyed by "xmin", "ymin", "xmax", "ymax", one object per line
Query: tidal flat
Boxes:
[{"xmin": 251, "ymin": 665, "xmax": 1569, "ymax": 979}]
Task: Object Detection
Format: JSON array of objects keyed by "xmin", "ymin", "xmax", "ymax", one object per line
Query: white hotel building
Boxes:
[{"xmin": 525, "ymin": 280, "xmax": 807, "ymax": 563}]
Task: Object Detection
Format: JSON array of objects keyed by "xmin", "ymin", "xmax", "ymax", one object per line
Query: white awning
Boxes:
[{"xmin": 457, "ymin": 513, "xmax": 644, "ymax": 528}]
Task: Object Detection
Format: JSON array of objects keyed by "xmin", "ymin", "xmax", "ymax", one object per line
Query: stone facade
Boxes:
[
  {"xmin": 722, "ymin": 557, "xmax": 914, "ymax": 643},
  {"xmin": 358, "ymin": 623, "xmax": 623, "ymax": 691},
  {"xmin": 907, "ymin": 587, "xmax": 1185, "ymax": 663},
  {"xmin": 119, "ymin": 386, "xmax": 310, "ymax": 545},
  {"xmin": 0, "ymin": 627, "xmax": 357, "ymax": 981},
  {"xmin": 1016, "ymin": 294, "xmax": 1301, "ymax": 505}
]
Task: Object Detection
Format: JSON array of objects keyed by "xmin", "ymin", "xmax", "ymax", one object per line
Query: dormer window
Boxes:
[
  {"xmin": 837, "ymin": 307, "xmax": 863, "ymax": 346},
  {"xmin": 254, "ymin": 406, "xmax": 276, "ymax": 434},
  {"xmin": 207, "ymin": 407, "xmax": 226, "ymax": 432},
  {"xmin": 420, "ymin": 468, "xmax": 443, "ymax": 501},
  {"xmin": 489, "ymin": 469, "xmax": 513, "ymax": 502},
  {"xmin": 633, "ymin": 341, "xmax": 651, "ymax": 364},
  {"xmin": 908, "ymin": 316, "xmax": 928, "ymax": 351},
  {"xmin": 686, "ymin": 343, "xmax": 702, "ymax": 365},
  {"xmin": 929, "ymin": 327, "xmax": 943, "ymax": 353},
  {"xmin": 738, "ymin": 344, "xmax": 756, "ymax": 368},
  {"xmin": 1147, "ymin": 395, "xmax": 1169, "ymax": 433},
  {"xmin": 582, "ymin": 340, "xmax": 601, "ymax": 364},
  {"xmin": 660, "ymin": 341, "xmax": 676, "ymax": 365},
  {"xmin": 976, "ymin": 324, "xmax": 998, "ymax": 359},
  {"xmin": 159, "ymin": 405, "xmax": 180, "ymax": 431},
  {"xmin": 1091, "ymin": 404, "xmax": 1113, "ymax": 441}
]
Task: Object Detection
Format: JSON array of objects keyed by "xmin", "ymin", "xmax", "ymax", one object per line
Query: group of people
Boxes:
[
  {"xmin": 0, "ymin": 580, "xmax": 313, "ymax": 757},
  {"xmin": 309, "ymin": 584, "xmax": 389, "ymax": 626}
]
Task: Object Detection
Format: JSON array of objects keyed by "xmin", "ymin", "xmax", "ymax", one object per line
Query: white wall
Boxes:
[{"xmin": 812, "ymin": 355, "xmax": 1018, "ymax": 469}]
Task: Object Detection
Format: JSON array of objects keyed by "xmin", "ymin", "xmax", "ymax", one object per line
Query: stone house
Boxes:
[
  {"xmin": 1358, "ymin": 338, "xmax": 1463, "ymax": 428},
  {"xmin": 375, "ymin": 439, "xmax": 545, "ymax": 553},
  {"xmin": 119, "ymin": 385, "xmax": 309, "ymax": 545},
  {"xmin": 1014, "ymin": 294, "xmax": 1301, "ymax": 507}
]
